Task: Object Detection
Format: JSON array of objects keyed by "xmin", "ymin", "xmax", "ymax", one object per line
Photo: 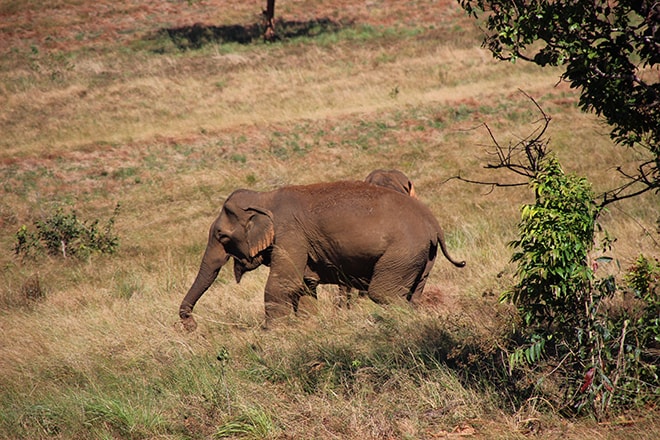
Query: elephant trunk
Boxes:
[{"xmin": 179, "ymin": 240, "xmax": 229, "ymax": 330}]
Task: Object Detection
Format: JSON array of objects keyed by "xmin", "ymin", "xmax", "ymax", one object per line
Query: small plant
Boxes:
[
  {"xmin": 503, "ymin": 155, "xmax": 598, "ymax": 341},
  {"xmin": 624, "ymin": 255, "xmax": 660, "ymax": 355},
  {"xmin": 621, "ymin": 255, "xmax": 660, "ymax": 384},
  {"xmin": 625, "ymin": 254, "xmax": 660, "ymax": 301},
  {"xmin": 14, "ymin": 204, "xmax": 120, "ymax": 260}
]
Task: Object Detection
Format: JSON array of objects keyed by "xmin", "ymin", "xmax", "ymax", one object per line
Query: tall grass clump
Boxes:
[{"xmin": 214, "ymin": 406, "xmax": 278, "ymax": 439}]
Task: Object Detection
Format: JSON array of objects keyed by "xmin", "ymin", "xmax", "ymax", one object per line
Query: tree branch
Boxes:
[
  {"xmin": 445, "ymin": 91, "xmax": 552, "ymax": 190},
  {"xmin": 599, "ymin": 160, "xmax": 658, "ymax": 207},
  {"xmin": 443, "ymin": 173, "xmax": 528, "ymax": 194}
]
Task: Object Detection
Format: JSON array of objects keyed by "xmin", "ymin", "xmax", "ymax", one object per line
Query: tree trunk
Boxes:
[{"xmin": 263, "ymin": 0, "xmax": 276, "ymax": 41}]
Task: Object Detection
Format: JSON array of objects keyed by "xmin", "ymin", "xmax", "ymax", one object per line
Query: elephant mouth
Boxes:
[
  {"xmin": 234, "ymin": 248, "xmax": 272, "ymax": 268},
  {"xmin": 232, "ymin": 248, "xmax": 274, "ymax": 283}
]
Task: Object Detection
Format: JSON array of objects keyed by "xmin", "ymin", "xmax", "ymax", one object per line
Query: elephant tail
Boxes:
[{"xmin": 437, "ymin": 233, "xmax": 466, "ymax": 268}]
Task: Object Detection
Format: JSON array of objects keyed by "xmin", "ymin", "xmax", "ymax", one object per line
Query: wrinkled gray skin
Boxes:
[{"xmin": 179, "ymin": 180, "xmax": 465, "ymax": 330}]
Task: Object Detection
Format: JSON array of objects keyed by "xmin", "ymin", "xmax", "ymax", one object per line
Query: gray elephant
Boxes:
[
  {"xmin": 234, "ymin": 169, "xmax": 419, "ymax": 307},
  {"xmin": 331, "ymin": 169, "xmax": 418, "ymax": 306},
  {"xmin": 179, "ymin": 180, "xmax": 465, "ymax": 330},
  {"xmin": 365, "ymin": 169, "xmax": 417, "ymax": 198}
]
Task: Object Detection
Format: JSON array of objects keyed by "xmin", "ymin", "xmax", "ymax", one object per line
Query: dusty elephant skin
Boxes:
[
  {"xmin": 333, "ymin": 169, "xmax": 418, "ymax": 306},
  {"xmin": 179, "ymin": 180, "xmax": 465, "ymax": 329}
]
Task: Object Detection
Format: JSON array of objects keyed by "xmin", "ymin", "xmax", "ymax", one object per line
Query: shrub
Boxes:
[
  {"xmin": 502, "ymin": 156, "xmax": 660, "ymax": 416},
  {"xmin": 504, "ymin": 155, "xmax": 598, "ymax": 338},
  {"xmin": 14, "ymin": 204, "xmax": 120, "ymax": 260}
]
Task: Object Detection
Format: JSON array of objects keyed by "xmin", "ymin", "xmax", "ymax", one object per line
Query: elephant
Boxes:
[
  {"xmin": 233, "ymin": 169, "xmax": 419, "ymax": 307},
  {"xmin": 330, "ymin": 169, "xmax": 418, "ymax": 306},
  {"xmin": 365, "ymin": 169, "xmax": 417, "ymax": 198},
  {"xmin": 179, "ymin": 180, "xmax": 465, "ymax": 330}
]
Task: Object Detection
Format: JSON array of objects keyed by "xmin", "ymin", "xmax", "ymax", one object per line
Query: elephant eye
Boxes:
[{"xmin": 216, "ymin": 231, "xmax": 231, "ymax": 244}]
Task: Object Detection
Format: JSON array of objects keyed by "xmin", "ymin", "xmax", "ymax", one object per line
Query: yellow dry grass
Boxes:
[{"xmin": 1, "ymin": 42, "xmax": 557, "ymax": 160}]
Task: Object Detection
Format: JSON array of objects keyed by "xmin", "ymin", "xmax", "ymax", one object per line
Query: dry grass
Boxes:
[{"xmin": 1, "ymin": 1, "xmax": 658, "ymax": 439}]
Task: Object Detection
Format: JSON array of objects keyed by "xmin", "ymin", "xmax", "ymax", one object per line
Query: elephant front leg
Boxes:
[
  {"xmin": 263, "ymin": 274, "xmax": 305, "ymax": 324},
  {"xmin": 262, "ymin": 249, "xmax": 308, "ymax": 324}
]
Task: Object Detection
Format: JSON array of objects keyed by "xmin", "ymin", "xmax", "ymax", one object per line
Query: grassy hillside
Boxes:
[{"xmin": 1, "ymin": 1, "xmax": 658, "ymax": 438}]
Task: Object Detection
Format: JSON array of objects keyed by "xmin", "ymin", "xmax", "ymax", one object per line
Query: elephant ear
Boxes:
[
  {"xmin": 244, "ymin": 207, "xmax": 274, "ymax": 258},
  {"xmin": 407, "ymin": 181, "xmax": 417, "ymax": 198}
]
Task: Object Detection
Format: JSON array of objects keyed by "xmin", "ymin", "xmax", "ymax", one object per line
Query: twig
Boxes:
[
  {"xmin": 599, "ymin": 160, "xmax": 658, "ymax": 207},
  {"xmin": 446, "ymin": 90, "xmax": 552, "ymax": 189},
  {"xmin": 443, "ymin": 174, "xmax": 527, "ymax": 192},
  {"xmin": 613, "ymin": 319, "xmax": 629, "ymax": 391}
]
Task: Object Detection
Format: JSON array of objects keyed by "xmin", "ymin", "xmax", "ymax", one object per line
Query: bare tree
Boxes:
[{"xmin": 262, "ymin": 0, "xmax": 276, "ymax": 41}]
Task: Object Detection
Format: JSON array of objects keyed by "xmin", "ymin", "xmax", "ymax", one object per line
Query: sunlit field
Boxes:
[{"xmin": 1, "ymin": 1, "xmax": 657, "ymax": 438}]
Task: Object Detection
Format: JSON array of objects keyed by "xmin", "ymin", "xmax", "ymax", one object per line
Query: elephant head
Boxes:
[
  {"xmin": 365, "ymin": 169, "xmax": 416, "ymax": 198},
  {"xmin": 179, "ymin": 189, "xmax": 275, "ymax": 330}
]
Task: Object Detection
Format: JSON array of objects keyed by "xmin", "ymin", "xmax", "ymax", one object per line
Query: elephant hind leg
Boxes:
[
  {"xmin": 367, "ymin": 276, "xmax": 414, "ymax": 305},
  {"xmin": 406, "ymin": 264, "xmax": 432, "ymax": 303},
  {"xmin": 366, "ymin": 251, "xmax": 426, "ymax": 305},
  {"xmin": 406, "ymin": 246, "xmax": 436, "ymax": 302}
]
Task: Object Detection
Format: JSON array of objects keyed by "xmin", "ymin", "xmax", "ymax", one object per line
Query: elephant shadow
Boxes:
[{"xmin": 154, "ymin": 17, "xmax": 346, "ymax": 51}]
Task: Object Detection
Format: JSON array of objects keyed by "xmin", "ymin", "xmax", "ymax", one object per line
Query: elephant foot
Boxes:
[{"xmin": 181, "ymin": 316, "xmax": 198, "ymax": 332}]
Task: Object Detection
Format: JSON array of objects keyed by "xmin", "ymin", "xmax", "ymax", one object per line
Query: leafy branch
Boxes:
[{"xmin": 459, "ymin": 0, "xmax": 659, "ymax": 201}]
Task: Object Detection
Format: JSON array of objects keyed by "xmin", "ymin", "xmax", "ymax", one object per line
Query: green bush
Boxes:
[
  {"xmin": 503, "ymin": 155, "xmax": 598, "ymax": 339},
  {"xmin": 14, "ymin": 204, "xmax": 120, "ymax": 260},
  {"xmin": 502, "ymin": 156, "xmax": 660, "ymax": 416}
]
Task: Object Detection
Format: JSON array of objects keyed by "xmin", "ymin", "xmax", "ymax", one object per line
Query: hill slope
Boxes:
[{"xmin": 1, "ymin": 1, "xmax": 657, "ymax": 439}]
